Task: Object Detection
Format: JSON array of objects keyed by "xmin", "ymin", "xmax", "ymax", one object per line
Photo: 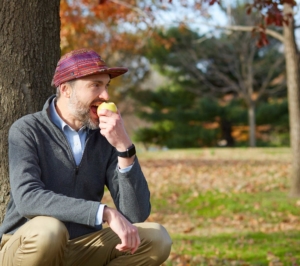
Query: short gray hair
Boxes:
[{"xmin": 56, "ymin": 80, "xmax": 77, "ymax": 99}]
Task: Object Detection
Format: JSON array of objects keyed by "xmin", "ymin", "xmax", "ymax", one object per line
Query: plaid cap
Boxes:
[{"xmin": 51, "ymin": 48, "xmax": 128, "ymax": 87}]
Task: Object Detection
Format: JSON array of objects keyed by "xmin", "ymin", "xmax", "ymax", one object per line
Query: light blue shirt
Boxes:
[
  {"xmin": 49, "ymin": 98, "xmax": 132, "ymax": 225},
  {"xmin": 49, "ymin": 99, "xmax": 87, "ymax": 165}
]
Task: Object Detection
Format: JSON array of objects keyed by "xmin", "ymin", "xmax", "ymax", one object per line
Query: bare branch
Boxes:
[
  {"xmin": 209, "ymin": 65, "xmax": 241, "ymax": 91},
  {"xmin": 200, "ymin": 23, "xmax": 285, "ymax": 43},
  {"xmin": 257, "ymin": 57, "xmax": 286, "ymax": 98},
  {"xmin": 171, "ymin": 44, "xmax": 224, "ymax": 93},
  {"xmin": 105, "ymin": 0, "xmax": 156, "ymax": 51},
  {"xmin": 109, "ymin": 0, "xmax": 151, "ymax": 21},
  {"xmin": 263, "ymin": 83, "xmax": 286, "ymax": 97}
]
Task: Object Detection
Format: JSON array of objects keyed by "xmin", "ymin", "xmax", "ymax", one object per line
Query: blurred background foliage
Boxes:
[
  {"xmin": 60, "ymin": 0, "xmax": 289, "ymax": 149},
  {"xmin": 57, "ymin": 2, "xmax": 300, "ymax": 263}
]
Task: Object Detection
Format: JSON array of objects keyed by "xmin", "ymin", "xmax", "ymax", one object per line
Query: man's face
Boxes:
[{"xmin": 67, "ymin": 73, "xmax": 110, "ymax": 129}]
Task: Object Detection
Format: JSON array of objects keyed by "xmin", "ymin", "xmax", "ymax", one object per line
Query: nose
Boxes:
[{"xmin": 99, "ymin": 88, "xmax": 109, "ymax": 101}]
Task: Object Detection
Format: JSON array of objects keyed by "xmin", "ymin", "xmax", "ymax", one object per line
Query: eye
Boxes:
[{"xmin": 91, "ymin": 83, "xmax": 100, "ymax": 89}]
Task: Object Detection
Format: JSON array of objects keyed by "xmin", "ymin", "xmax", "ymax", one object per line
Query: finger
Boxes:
[
  {"xmin": 115, "ymin": 243, "xmax": 130, "ymax": 252},
  {"xmin": 99, "ymin": 124, "xmax": 108, "ymax": 132},
  {"xmin": 115, "ymin": 244, "xmax": 129, "ymax": 252},
  {"xmin": 99, "ymin": 119, "xmax": 114, "ymax": 131},
  {"xmin": 99, "ymin": 116, "xmax": 109, "ymax": 124},
  {"xmin": 116, "ymin": 229, "xmax": 136, "ymax": 252},
  {"xmin": 131, "ymin": 240, "xmax": 136, "ymax": 252},
  {"xmin": 131, "ymin": 232, "xmax": 140, "ymax": 254},
  {"xmin": 126, "ymin": 233, "xmax": 133, "ymax": 251},
  {"xmin": 116, "ymin": 232, "xmax": 129, "ymax": 251},
  {"xmin": 98, "ymin": 108, "xmax": 117, "ymax": 117},
  {"xmin": 97, "ymin": 108, "xmax": 110, "ymax": 116},
  {"xmin": 99, "ymin": 118, "xmax": 118, "ymax": 130},
  {"xmin": 129, "ymin": 231, "xmax": 137, "ymax": 252}
]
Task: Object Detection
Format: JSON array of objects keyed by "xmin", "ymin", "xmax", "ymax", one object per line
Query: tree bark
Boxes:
[
  {"xmin": 283, "ymin": 4, "xmax": 300, "ymax": 197},
  {"xmin": 248, "ymin": 102, "xmax": 256, "ymax": 147},
  {"xmin": 245, "ymin": 44, "xmax": 256, "ymax": 148},
  {"xmin": 0, "ymin": 0, "xmax": 61, "ymax": 222}
]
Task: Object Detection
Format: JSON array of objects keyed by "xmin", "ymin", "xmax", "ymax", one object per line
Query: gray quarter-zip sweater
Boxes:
[{"xmin": 0, "ymin": 95, "xmax": 151, "ymax": 240}]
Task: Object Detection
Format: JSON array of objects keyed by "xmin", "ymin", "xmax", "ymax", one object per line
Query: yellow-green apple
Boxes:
[{"xmin": 97, "ymin": 102, "xmax": 118, "ymax": 116}]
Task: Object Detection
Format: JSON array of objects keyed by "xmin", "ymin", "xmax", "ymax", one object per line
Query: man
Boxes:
[{"xmin": 0, "ymin": 48, "xmax": 172, "ymax": 265}]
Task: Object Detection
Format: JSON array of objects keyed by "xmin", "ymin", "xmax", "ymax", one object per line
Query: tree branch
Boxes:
[
  {"xmin": 200, "ymin": 24, "xmax": 285, "ymax": 43},
  {"xmin": 109, "ymin": 0, "xmax": 151, "ymax": 21},
  {"xmin": 257, "ymin": 57, "xmax": 285, "ymax": 98},
  {"xmin": 266, "ymin": 84, "xmax": 286, "ymax": 95}
]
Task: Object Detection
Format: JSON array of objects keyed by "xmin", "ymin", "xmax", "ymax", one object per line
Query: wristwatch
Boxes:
[{"xmin": 116, "ymin": 144, "xmax": 136, "ymax": 158}]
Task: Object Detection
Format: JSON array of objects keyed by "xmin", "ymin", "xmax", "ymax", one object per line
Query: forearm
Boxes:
[
  {"xmin": 118, "ymin": 155, "xmax": 135, "ymax": 169},
  {"xmin": 107, "ymin": 156, "xmax": 151, "ymax": 223}
]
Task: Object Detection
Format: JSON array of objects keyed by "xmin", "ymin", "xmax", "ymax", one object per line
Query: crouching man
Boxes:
[{"xmin": 0, "ymin": 48, "xmax": 172, "ymax": 266}]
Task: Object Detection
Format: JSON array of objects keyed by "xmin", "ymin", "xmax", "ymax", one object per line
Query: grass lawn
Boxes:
[
  {"xmin": 104, "ymin": 147, "xmax": 299, "ymax": 265},
  {"xmin": 168, "ymin": 230, "xmax": 300, "ymax": 265}
]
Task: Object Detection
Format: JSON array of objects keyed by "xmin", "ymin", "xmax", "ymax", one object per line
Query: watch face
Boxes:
[{"xmin": 128, "ymin": 145, "xmax": 136, "ymax": 157}]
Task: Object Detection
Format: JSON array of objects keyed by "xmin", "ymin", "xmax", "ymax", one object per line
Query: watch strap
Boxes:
[{"xmin": 116, "ymin": 144, "xmax": 136, "ymax": 158}]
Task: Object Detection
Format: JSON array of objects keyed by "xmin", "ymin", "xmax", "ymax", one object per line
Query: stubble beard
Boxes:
[{"xmin": 68, "ymin": 91, "xmax": 99, "ymax": 130}]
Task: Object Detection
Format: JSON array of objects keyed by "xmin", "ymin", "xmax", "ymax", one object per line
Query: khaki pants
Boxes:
[{"xmin": 0, "ymin": 216, "xmax": 172, "ymax": 266}]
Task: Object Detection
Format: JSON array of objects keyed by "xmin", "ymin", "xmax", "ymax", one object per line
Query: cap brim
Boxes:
[
  {"xmin": 74, "ymin": 67, "xmax": 128, "ymax": 80},
  {"xmin": 102, "ymin": 67, "xmax": 128, "ymax": 79}
]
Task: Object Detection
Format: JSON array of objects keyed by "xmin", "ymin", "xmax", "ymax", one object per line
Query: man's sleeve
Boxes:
[{"xmin": 105, "ymin": 150, "xmax": 151, "ymax": 223}]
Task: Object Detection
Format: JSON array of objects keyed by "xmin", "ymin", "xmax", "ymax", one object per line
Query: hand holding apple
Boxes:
[{"xmin": 97, "ymin": 101, "xmax": 134, "ymax": 167}]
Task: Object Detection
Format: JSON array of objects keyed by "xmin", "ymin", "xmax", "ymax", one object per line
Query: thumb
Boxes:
[{"xmin": 115, "ymin": 243, "xmax": 127, "ymax": 251}]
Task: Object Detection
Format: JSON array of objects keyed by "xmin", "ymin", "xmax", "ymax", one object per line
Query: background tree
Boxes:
[
  {"xmin": 146, "ymin": 22, "xmax": 285, "ymax": 147},
  {"xmin": 132, "ymin": 82, "xmax": 289, "ymax": 149},
  {"xmin": 132, "ymin": 86, "xmax": 242, "ymax": 149},
  {"xmin": 0, "ymin": 0, "xmax": 61, "ymax": 222},
  {"xmin": 187, "ymin": 0, "xmax": 300, "ymax": 195},
  {"xmin": 204, "ymin": 0, "xmax": 300, "ymax": 196},
  {"xmin": 97, "ymin": 0, "xmax": 300, "ymax": 196},
  {"xmin": 60, "ymin": 0, "xmax": 153, "ymax": 56}
]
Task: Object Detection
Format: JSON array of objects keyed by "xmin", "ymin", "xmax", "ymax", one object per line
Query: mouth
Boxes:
[
  {"xmin": 90, "ymin": 102, "xmax": 104, "ymax": 117},
  {"xmin": 90, "ymin": 105, "xmax": 98, "ymax": 115}
]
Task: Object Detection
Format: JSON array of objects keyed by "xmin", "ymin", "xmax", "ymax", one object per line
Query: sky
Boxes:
[
  {"xmin": 154, "ymin": 0, "xmax": 228, "ymax": 34},
  {"xmin": 153, "ymin": 0, "xmax": 300, "ymax": 46}
]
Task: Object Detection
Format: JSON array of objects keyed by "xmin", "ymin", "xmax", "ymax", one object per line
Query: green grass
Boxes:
[
  {"xmin": 157, "ymin": 190, "xmax": 300, "ymax": 264},
  {"xmin": 180, "ymin": 190, "xmax": 299, "ymax": 219},
  {"xmin": 168, "ymin": 231, "xmax": 300, "ymax": 265},
  {"xmin": 99, "ymin": 147, "xmax": 298, "ymax": 265},
  {"xmin": 136, "ymin": 147, "xmax": 300, "ymax": 265},
  {"xmin": 138, "ymin": 147, "xmax": 292, "ymax": 161},
  {"xmin": 151, "ymin": 189, "xmax": 299, "ymax": 220},
  {"xmin": 154, "ymin": 188, "xmax": 300, "ymax": 265}
]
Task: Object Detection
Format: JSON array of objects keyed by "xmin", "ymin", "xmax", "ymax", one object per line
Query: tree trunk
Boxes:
[
  {"xmin": 283, "ymin": 4, "xmax": 300, "ymax": 197},
  {"xmin": 248, "ymin": 102, "xmax": 256, "ymax": 147},
  {"xmin": 0, "ymin": 0, "xmax": 61, "ymax": 223},
  {"xmin": 220, "ymin": 118, "xmax": 235, "ymax": 147}
]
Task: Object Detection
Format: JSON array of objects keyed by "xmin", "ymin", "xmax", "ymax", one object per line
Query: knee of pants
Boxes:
[
  {"xmin": 139, "ymin": 222, "xmax": 172, "ymax": 262},
  {"xmin": 26, "ymin": 216, "xmax": 69, "ymax": 251}
]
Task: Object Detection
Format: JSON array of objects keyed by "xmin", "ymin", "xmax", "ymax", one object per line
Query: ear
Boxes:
[{"xmin": 60, "ymin": 83, "xmax": 72, "ymax": 98}]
